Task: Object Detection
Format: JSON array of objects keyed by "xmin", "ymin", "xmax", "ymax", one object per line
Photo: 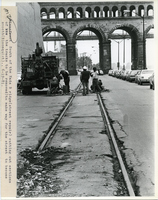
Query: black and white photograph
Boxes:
[{"xmin": 1, "ymin": 0, "xmax": 158, "ymax": 199}]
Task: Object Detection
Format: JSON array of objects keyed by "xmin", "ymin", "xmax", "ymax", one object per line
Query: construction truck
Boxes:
[{"xmin": 20, "ymin": 43, "xmax": 59, "ymax": 94}]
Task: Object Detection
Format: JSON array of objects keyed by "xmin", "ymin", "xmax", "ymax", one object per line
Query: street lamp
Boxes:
[
  {"xmin": 124, "ymin": 10, "xmax": 146, "ymax": 69},
  {"xmin": 123, "ymin": 30, "xmax": 126, "ymax": 70},
  {"xmin": 112, "ymin": 40, "xmax": 123, "ymax": 70}
]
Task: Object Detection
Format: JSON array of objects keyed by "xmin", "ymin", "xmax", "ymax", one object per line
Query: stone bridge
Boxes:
[{"xmin": 39, "ymin": 1, "xmax": 154, "ymax": 74}]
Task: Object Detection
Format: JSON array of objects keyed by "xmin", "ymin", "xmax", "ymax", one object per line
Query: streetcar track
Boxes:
[
  {"xmin": 97, "ymin": 93, "xmax": 135, "ymax": 196},
  {"xmin": 37, "ymin": 83, "xmax": 82, "ymax": 151},
  {"xmin": 36, "ymin": 86, "xmax": 135, "ymax": 196}
]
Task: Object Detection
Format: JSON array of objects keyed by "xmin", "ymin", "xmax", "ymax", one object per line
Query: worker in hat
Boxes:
[{"xmin": 80, "ymin": 66, "xmax": 91, "ymax": 95}]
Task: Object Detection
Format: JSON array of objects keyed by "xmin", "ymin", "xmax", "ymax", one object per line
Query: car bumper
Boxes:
[
  {"xmin": 129, "ymin": 77, "xmax": 135, "ymax": 81},
  {"xmin": 139, "ymin": 79, "xmax": 150, "ymax": 83}
]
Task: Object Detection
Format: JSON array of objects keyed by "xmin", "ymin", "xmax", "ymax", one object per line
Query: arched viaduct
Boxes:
[{"xmin": 39, "ymin": 1, "xmax": 154, "ymax": 74}]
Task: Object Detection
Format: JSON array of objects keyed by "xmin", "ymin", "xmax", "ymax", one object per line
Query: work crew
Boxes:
[{"xmin": 80, "ymin": 66, "xmax": 91, "ymax": 95}]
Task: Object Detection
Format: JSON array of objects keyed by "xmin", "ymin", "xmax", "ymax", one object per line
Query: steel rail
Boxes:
[
  {"xmin": 38, "ymin": 83, "xmax": 82, "ymax": 151},
  {"xmin": 97, "ymin": 93, "xmax": 135, "ymax": 196}
]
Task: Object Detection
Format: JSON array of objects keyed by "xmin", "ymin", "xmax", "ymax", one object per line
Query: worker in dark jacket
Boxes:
[
  {"xmin": 60, "ymin": 69, "xmax": 70, "ymax": 93},
  {"xmin": 80, "ymin": 66, "xmax": 91, "ymax": 95}
]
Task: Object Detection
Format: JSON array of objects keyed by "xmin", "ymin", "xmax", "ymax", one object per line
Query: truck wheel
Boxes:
[
  {"xmin": 22, "ymin": 87, "xmax": 32, "ymax": 95},
  {"xmin": 22, "ymin": 89, "xmax": 26, "ymax": 95},
  {"xmin": 27, "ymin": 87, "xmax": 32, "ymax": 94}
]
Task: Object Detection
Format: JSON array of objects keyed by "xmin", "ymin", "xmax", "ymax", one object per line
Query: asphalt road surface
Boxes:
[
  {"xmin": 17, "ymin": 74, "xmax": 155, "ymax": 196},
  {"xmin": 100, "ymin": 75, "xmax": 155, "ymax": 195}
]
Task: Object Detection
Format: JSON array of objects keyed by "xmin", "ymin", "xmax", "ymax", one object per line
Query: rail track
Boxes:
[
  {"xmin": 34, "ymin": 83, "xmax": 136, "ymax": 196},
  {"xmin": 37, "ymin": 83, "xmax": 82, "ymax": 151}
]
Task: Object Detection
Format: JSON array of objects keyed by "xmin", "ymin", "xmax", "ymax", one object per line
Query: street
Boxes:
[
  {"xmin": 17, "ymin": 74, "xmax": 155, "ymax": 196},
  {"xmin": 100, "ymin": 75, "xmax": 155, "ymax": 195}
]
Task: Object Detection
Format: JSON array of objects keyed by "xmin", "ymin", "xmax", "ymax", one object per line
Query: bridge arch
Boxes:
[
  {"xmin": 72, "ymin": 25, "xmax": 110, "ymax": 73},
  {"xmin": 108, "ymin": 24, "xmax": 143, "ymax": 70},
  {"xmin": 40, "ymin": 1, "xmax": 154, "ymax": 73},
  {"xmin": 146, "ymin": 24, "xmax": 154, "ymax": 34},
  {"xmin": 42, "ymin": 25, "xmax": 71, "ymax": 42},
  {"xmin": 42, "ymin": 26, "xmax": 77, "ymax": 73},
  {"xmin": 108, "ymin": 24, "xmax": 140, "ymax": 39},
  {"xmin": 73, "ymin": 25, "xmax": 106, "ymax": 42}
]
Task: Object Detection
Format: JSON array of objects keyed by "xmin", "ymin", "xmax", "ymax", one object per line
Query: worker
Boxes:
[
  {"xmin": 91, "ymin": 67, "xmax": 101, "ymax": 93},
  {"xmin": 60, "ymin": 69, "xmax": 70, "ymax": 93},
  {"xmin": 80, "ymin": 66, "xmax": 91, "ymax": 95}
]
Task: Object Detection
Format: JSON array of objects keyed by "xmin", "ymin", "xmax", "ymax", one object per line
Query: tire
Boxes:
[
  {"xmin": 22, "ymin": 87, "xmax": 32, "ymax": 95},
  {"xmin": 22, "ymin": 89, "xmax": 26, "ymax": 95},
  {"xmin": 150, "ymin": 84, "xmax": 152, "ymax": 89}
]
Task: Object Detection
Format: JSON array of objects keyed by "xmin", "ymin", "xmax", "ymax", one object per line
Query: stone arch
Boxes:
[
  {"xmin": 85, "ymin": 7, "xmax": 92, "ymax": 18},
  {"xmin": 147, "ymin": 5, "xmax": 154, "ymax": 16},
  {"xmin": 129, "ymin": 5, "xmax": 136, "ymax": 16},
  {"xmin": 112, "ymin": 6, "xmax": 119, "ymax": 17},
  {"xmin": 42, "ymin": 26, "xmax": 73, "ymax": 73},
  {"xmin": 94, "ymin": 6, "xmax": 101, "ymax": 18},
  {"xmin": 146, "ymin": 24, "xmax": 154, "ymax": 34},
  {"xmin": 49, "ymin": 7, "xmax": 56, "ymax": 19},
  {"xmin": 67, "ymin": 7, "xmax": 74, "ymax": 18},
  {"xmin": 108, "ymin": 23, "xmax": 140, "ymax": 40},
  {"xmin": 138, "ymin": 5, "xmax": 145, "ymax": 16},
  {"xmin": 72, "ymin": 25, "xmax": 108, "ymax": 73},
  {"xmin": 41, "ymin": 8, "xmax": 48, "ymax": 19},
  {"xmin": 72, "ymin": 25, "xmax": 106, "ymax": 43},
  {"xmin": 58, "ymin": 7, "xmax": 66, "ymax": 19},
  {"xmin": 108, "ymin": 24, "xmax": 142, "ymax": 70},
  {"xmin": 76, "ymin": 7, "xmax": 83, "ymax": 18},
  {"xmin": 120, "ymin": 6, "xmax": 127, "ymax": 17},
  {"xmin": 42, "ymin": 25, "xmax": 71, "ymax": 42},
  {"xmin": 41, "ymin": 7, "xmax": 48, "ymax": 13},
  {"xmin": 103, "ymin": 6, "xmax": 110, "ymax": 17}
]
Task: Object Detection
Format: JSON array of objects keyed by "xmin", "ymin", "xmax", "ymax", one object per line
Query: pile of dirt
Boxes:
[{"xmin": 17, "ymin": 147, "xmax": 69, "ymax": 197}]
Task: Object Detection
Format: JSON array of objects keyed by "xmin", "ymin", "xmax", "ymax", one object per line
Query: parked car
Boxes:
[
  {"xmin": 120, "ymin": 70, "xmax": 130, "ymax": 80},
  {"xmin": 97, "ymin": 69, "xmax": 104, "ymax": 75},
  {"xmin": 118, "ymin": 70, "xmax": 125, "ymax": 79},
  {"xmin": 126, "ymin": 70, "xmax": 140, "ymax": 82},
  {"xmin": 135, "ymin": 70, "xmax": 142, "ymax": 83},
  {"xmin": 149, "ymin": 73, "xmax": 154, "ymax": 90},
  {"xmin": 137, "ymin": 69, "xmax": 154, "ymax": 85},
  {"xmin": 124, "ymin": 70, "xmax": 131, "ymax": 80},
  {"xmin": 108, "ymin": 70, "xmax": 114, "ymax": 76},
  {"xmin": 115, "ymin": 70, "xmax": 122, "ymax": 78}
]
